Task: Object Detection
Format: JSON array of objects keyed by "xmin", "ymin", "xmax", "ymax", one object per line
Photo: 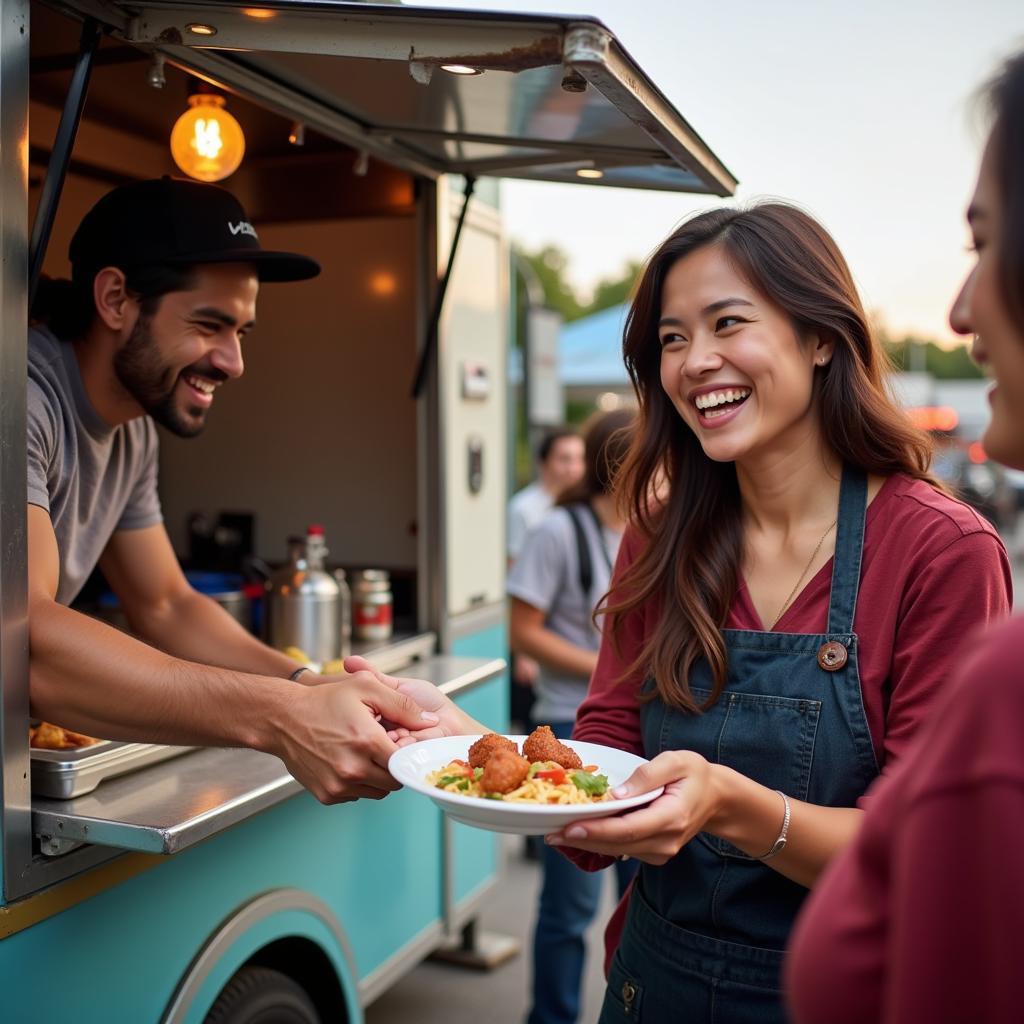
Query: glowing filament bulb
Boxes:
[
  {"xmin": 193, "ymin": 118, "xmax": 224, "ymax": 159},
  {"xmin": 171, "ymin": 93, "xmax": 245, "ymax": 182}
]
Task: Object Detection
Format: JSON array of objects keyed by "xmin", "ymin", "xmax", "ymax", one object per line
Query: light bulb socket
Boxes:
[
  {"xmin": 146, "ymin": 53, "xmax": 166, "ymax": 89},
  {"xmin": 187, "ymin": 77, "xmax": 223, "ymax": 98}
]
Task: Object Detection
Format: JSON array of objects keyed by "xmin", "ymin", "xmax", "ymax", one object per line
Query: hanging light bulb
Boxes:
[{"xmin": 170, "ymin": 93, "xmax": 245, "ymax": 182}]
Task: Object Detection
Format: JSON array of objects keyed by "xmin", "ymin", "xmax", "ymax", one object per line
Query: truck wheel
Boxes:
[{"xmin": 205, "ymin": 965, "xmax": 320, "ymax": 1024}]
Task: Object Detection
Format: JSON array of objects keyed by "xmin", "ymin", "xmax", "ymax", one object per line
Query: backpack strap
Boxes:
[
  {"xmin": 565, "ymin": 504, "xmax": 594, "ymax": 598},
  {"xmin": 583, "ymin": 503, "xmax": 613, "ymax": 573}
]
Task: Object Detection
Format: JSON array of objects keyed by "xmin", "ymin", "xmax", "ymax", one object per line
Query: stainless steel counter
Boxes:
[{"xmin": 32, "ymin": 652, "xmax": 504, "ymax": 857}]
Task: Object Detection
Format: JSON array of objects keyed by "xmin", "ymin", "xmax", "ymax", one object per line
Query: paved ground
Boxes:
[{"xmin": 364, "ymin": 837, "xmax": 616, "ymax": 1024}]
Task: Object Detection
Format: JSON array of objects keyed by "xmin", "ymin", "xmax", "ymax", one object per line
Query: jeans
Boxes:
[{"xmin": 526, "ymin": 720, "xmax": 637, "ymax": 1024}]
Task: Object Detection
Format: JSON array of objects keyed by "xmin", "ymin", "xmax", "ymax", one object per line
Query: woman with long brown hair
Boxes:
[
  {"xmin": 542, "ymin": 202, "xmax": 1012, "ymax": 1023},
  {"xmin": 787, "ymin": 50, "xmax": 1024, "ymax": 1024}
]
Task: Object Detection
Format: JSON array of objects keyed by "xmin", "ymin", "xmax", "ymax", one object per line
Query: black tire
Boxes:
[{"xmin": 205, "ymin": 965, "xmax": 320, "ymax": 1024}]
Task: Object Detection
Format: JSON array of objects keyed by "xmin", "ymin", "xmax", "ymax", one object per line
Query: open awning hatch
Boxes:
[{"xmin": 52, "ymin": 0, "xmax": 737, "ymax": 195}]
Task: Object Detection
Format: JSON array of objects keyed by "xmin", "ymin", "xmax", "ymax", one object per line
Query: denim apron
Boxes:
[{"xmin": 599, "ymin": 465, "xmax": 878, "ymax": 1024}]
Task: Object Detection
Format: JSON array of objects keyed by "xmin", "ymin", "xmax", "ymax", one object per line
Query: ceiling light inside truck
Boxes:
[{"xmin": 171, "ymin": 94, "xmax": 246, "ymax": 182}]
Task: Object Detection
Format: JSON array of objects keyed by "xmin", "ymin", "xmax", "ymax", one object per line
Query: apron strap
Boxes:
[{"xmin": 826, "ymin": 464, "xmax": 868, "ymax": 635}]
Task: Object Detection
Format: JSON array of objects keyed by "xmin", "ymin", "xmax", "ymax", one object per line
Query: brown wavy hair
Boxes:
[
  {"xmin": 556, "ymin": 408, "xmax": 635, "ymax": 507},
  {"xmin": 605, "ymin": 203, "xmax": 935, "ymax": 713}
]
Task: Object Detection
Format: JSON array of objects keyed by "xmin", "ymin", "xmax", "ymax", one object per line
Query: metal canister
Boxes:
[
  {"xmin": 267, "ymin": 528, "xmax": 342, "ymax": 663},
  {"xmin": 333, "ymin": 568, "xmax": 352, "ymax": 659},
  {"xmin": 352, "ymin": 569, "xmax": 393, "ymax": 641}
]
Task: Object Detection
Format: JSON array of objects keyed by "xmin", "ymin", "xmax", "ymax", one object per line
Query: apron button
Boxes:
[{"xmin": 817, "ymin": 641, "xmax": 848, "ymax": 671}]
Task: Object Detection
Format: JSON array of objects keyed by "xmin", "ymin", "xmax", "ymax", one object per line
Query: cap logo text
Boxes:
[{"xmin": 228, "ymin": 220, "xmax": 258, "ymax": 239}]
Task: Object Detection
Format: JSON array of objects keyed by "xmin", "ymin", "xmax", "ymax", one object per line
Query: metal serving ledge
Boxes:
[{"xmin": 32, "ymin": 652, "xmax": 504, "ymax": 857}]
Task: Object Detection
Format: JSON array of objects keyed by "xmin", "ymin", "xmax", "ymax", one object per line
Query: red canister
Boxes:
[{"xmin": 353, "ymin": 570, "xmax": 393, "ymax": 641}]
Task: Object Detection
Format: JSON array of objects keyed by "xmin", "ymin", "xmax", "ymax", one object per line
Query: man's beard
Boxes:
[{"xmin": 113, "ymin": 315, "xmax": 211, "ymax": 438}]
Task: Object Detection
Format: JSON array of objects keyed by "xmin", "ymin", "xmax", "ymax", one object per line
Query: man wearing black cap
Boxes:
[{"xmin": 27, "ymin": 178, "xmax": 439, "ymax": 804}]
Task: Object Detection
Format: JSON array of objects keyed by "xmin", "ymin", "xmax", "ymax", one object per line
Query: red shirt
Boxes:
[
  {"xmin": 787, "ymin": 614, "xmax": 1024, "ymax": 1024},
  {"xmin": 567, "ymin": 474, "xmax": 1012, "ymax": 967}
]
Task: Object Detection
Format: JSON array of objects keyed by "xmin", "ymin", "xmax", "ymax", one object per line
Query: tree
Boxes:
[
  {"xmin": 514, "ymin": 246, "xmax": 643, "ymax": 323},
  {"xmin": 584, "ymin": 260, "xmax": 643, "ymax": 317},
  {"xmin": 516, "ymin": 245, "xmax": 585, "ymax": 322},
  {"xmin": 881, "ymin": 331, "xmax": 982, "ymax": 380}
]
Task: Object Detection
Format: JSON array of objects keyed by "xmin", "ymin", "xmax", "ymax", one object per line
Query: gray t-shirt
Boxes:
[
  {"xmin": 27, "ymin": 325, "xmax": 163, "ymax": 605},
  {"xmin": 506, "ymin": 505, "xmax": 622, "ymax": 723},
  {"xmin": 507, "ymin": 480, "xmax": 552, "ymax": 561}
]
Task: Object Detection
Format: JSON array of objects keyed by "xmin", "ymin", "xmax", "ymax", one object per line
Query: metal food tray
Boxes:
[{"xmin": 31, "ymin": 741, "xmax": 196, "ymax": 799}]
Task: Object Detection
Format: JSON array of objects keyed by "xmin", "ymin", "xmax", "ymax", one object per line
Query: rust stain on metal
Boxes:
[
  {"xmin": 156, "ymin": 27, "xmax": 183, "ymax": 45},
  {"xmin": 411, "ymin": 35, "xmax": 562, "ymax": 73}
]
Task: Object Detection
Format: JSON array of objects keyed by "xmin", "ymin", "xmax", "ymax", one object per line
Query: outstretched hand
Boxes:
[
  {"xmin": 343, "ymin": 656, "xmax": 487, "ymax": 743},
  {"xmin": 273, "ymin": 668, "xmax": 441, "ymax": 804}
]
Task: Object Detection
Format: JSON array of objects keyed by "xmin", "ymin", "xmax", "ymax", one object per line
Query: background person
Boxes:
[
  {"xmin": 787, "ymin": 49, "xmax": 1024, "ymax": 1024},
  {"xmin": 507, "ymin": 409, "xmax": 637, "ymax": 1024},
  {"xmin": 508, "ymin": 426, "xmax": 586, "ymax": 563},
  {"xmin": 539, "ymin": 203, "xmax": 1012, "ymax": 1023},
  {"xmin": 28, "ymin": 177, "xmax": 437, "ymax": 805},
  {"xmin": 507, "ymin": 426, "xmax": 585, "ymax": 728}
]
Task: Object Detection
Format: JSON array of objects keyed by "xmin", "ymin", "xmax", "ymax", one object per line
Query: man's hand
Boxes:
[
  {"xmin": 342, "ymin": 656, "xmax": 486, "ymax": 744},
  {"xmin": 270, "ymin": 670, "xmax": 440, "ymax": 803}
]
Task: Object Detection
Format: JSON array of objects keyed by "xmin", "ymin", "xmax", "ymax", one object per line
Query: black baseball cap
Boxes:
[{"xmin": 69, "ymin": 177, "xmax": 320, "ymax": 285}]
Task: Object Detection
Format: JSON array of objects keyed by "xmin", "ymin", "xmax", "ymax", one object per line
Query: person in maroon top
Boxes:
[
  {"xmin": 787, "ymin": 50, "xmax": 1024, "ymax": 1024},
  {"xmin": 534, "ymin": 201, "xmax": 1012, "ymax": 1024}
]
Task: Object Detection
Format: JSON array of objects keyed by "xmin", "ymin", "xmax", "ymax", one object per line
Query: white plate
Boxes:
[{"xmin": 388, "ymin": 735, "xmax": 664, "ymax": 836}]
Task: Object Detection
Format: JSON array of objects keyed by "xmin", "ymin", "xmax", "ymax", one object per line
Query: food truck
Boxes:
[{"xmin": 0, "ymin": 2, "xmax": 736, "ymax": 1019}]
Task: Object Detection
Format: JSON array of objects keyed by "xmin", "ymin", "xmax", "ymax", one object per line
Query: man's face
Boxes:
[
  {"xmin": 114, "ymin": 263, "xmax": 258, "ymax": 438},
  {"xmin": 541, "ymin": 435, "xmax": 585, "ymax": 493}
]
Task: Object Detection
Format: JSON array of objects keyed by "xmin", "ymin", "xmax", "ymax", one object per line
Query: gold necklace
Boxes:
[{"xmin": 769, "ymin": 519, "xmax": 837, "ymax": 629}]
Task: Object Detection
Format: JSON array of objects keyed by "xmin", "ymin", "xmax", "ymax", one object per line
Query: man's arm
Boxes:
[
  {"xmin": 99, "ymin": 523, "xmax": 300, "ymax": 677},
  {"xmin": 28, "ymin": 506, "xmax": 437, "ymax": 803}
]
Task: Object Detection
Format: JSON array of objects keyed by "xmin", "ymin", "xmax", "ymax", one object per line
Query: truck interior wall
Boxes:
[
  {"xmin": 30, "ymin": 167, "xmax": 420, "ymax": 574},
  {"xmin": 158, "ymin": 215, "xmax": 420, "ymax": 571}
]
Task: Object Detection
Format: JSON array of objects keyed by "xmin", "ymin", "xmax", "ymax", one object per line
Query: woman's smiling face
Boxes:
[
  {"xmin": 658, "ymin": 243, "xmax": 834, "ymax": 464},
  {"xmin": 949, "ymin": 137, "xmax": 1024, "ymax": 469}
]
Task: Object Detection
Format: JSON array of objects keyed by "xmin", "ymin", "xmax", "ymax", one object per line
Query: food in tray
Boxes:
[
  {"xmin": 29, "ymin": 721, "xmax": 101, "ymax": 750},
  {"xmin": 427, "ymin": 727, "xmax": 614, "ymax": 804}
]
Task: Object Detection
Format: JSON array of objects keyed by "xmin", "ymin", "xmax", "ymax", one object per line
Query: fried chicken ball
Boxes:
[
  {"xmin": 480, "ymin": 750, "xmax": 531, "ymax": 795},
  {"xmin": 468, "ymin": 732, "xmax": 518, "ymax": 769},
  {"xmin": 523, "ymin": 725, "xmax": 582, "ymax": 769},
  {"xmin": 29, "ymin": 721, "xmax": 99, "ymax": 749}
]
